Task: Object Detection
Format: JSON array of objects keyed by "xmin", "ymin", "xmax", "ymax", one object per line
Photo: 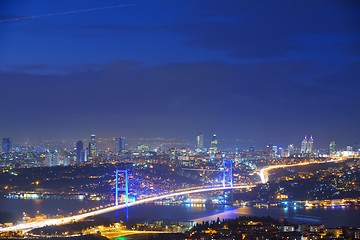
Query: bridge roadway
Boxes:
[{"xmin": 0, "ymin": 185, "xmax": 254, "ymax": 233}]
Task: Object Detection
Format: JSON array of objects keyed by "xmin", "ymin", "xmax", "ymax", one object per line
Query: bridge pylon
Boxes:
[
  {"xmin": 223, "ymin": 159, "xmax": 233, "ymax": 188},
  {"xmin": 222, "ymin": 159, "xmax": 233, "ymax": 204},
  {"xmin": 115, "ymin": 169, "xmax": 129, "ymax": 206}
]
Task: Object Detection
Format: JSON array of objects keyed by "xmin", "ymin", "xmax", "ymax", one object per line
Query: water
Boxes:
[
  {"xmin": 191, "ymin": 206, "xmax": 360, "ymax": 228},
  {"xmin": 0, "ymin": 198, "xmax": 359, "ymax": 228}
]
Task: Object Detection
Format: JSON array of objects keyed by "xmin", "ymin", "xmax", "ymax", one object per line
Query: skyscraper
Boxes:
[
  {"xmin": 210, "ymin": 134, "xmax": 218, "ymax": 151},
  {"xmin": 46, "ymin": 150, "xmax": 61, "ymax": 167},
  {"xmin": 308, "ymin": 136, "xmax": 314, "ymax": 153},
  {"xmin": 301, "ymin": 136, "xmax": 307, "ymax": 154},
  {"xmin": 114, "ymin": 137, "xmax": 120, "ymax": 155},
  {"xmin": 81, "ymin": 149, "xmax": 88, "ymax": 163},
  {"xmin": 287, "ymin": 144, "xmax": 295, "ymax": 157},
  {"xmin": 46, "ymin": 150, "xmax": 53, "ymax": 167},
  {"xmin": 301, "ymin": 135, "xmax": 314, "ymax": 155},
  {"xmin": 249, "ymin": 145, "xmax": 255, "ymax": 154},
  {"xmin": 1, "ymin": 138, "xmax": 12, "ymax": 153},
  {"xmin": 196, "ymin": 133, "xmax": 204, "ymax": 151},
  {"xmin": 53, "ymin": 150, "xmax": 60, "ymax": 166},
  {"xmin": 120, "ymin": 137, "xmax": 125, "ymax": 151},
  {"xmin": 209, "ymin": 134, "xmax": 218, "ymax": 159},
  {"xmin": 329, "ymin": 141, "xmax": 336, "ymax": 155},
  {"xmin": 76, "ymin": 140, "xmax": 84, "ymax": 163},
  {"xmin": 89, "ymin": 134, "xmax": 97, "ymax": 157}
]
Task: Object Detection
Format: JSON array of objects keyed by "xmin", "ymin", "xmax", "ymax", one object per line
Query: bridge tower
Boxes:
[
  {"xmin": 222, "ymin": 159, "xmax": 233, "ymax": 204},
  {"xmin": 223, "ymin": 159, "xmax": 233, "ymax": 187},
  {"xmin": 115, "ymin": 169, "xmax": 129, "ymax": 206}
]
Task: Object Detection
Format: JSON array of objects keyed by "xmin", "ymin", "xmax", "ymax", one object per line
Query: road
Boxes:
[{"xmin": 256, "ymin": 158, "xmax": 346, "ymax": 183}]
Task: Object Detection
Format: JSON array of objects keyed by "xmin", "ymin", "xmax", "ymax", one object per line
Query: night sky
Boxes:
[{"xmin": 0, "ymin": 0, "xmax": 359, "ymax": 149}]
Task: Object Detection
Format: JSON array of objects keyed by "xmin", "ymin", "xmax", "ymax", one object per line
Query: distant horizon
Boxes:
[{"xmin": 2, "ymin": 133, "xmax": 358, "ymax": 151}]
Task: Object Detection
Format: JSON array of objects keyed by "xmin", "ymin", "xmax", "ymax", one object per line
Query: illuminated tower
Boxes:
[
  {"xmin": 307, "ymin": 136, "xmax": 313, "ymax": 153},
  {"xmin": 1, "ymin": 138, "xmax": 12, "ymax": 153},
  {"xmin": 301, "ymin": 135, "xmax": 313, "ymax": 155},
  {"xmin": 46, "ymin": 150, "xmax": 53, "ymax": 167},
  {"xmin": 196, "ymin": 133, "xmax": 204, "ymax": 151},
  {"xmin": 120, "ymin": 137, "xmax": 125, "ymax": 151},
  {"xmin": 89, "ymin": 134, "xmax": 97, "ymax": 157},
  {"xmin": 53, "ymin": 150, "xmax": 60, "ymax": 166},
  {"xmin": 301, "ymin": 136, "xmax": 308, "ymax": 154},
  {"xmin": 210, "ymin": 134, "xmax": 218, "ymax": 151},
  {"xmin": 76, "ymin": 140, "xmax": 84, "ymax": 163},
  {"xmin": 287, "ymin": 144, "xmax": 295, "ymax": 157}
]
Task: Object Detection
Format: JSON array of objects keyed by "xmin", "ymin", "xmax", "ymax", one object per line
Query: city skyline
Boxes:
[
  {"xmin": 1, "ymin": 133, "xmax": 359, "ymax": 152},
  {"xmin": 0, "ymin": 1, "xmax": 359, "ymax": 149}
]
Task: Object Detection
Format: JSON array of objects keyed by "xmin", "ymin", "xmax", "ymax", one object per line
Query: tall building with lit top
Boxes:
[
  {"xmin": 209, "ymin": 134, "xmax": 218, "ymax": 159},
  {"xmin": 46, "ymin": 150, "xmax": 53, "ymax": 167},
  {"xmin": 53, "ymin": 150, "xmax": 60, "ymax": 166},
  {"xmin": 196, "ymin": 133, "xmax": 204, "ymax": 151},
  {"xmin": 210, "ymin": 134, "xmax": 218, "ymax": 151},
  {"xmin": 287, "ymin": 144, "xmax": 295, "ymax": 157},
  {"xmin": 1, "ymin": 138, "xmax": 12, "ymax": 153},
  {"xmin": 113, "ymin": 137, "xmax": 125, "ymax": 155},
  {"xmin": 89, "ymin": 134, "xmax": 97, "ymax": 157},
  {"xmin": 329, "ymin": 141, "xmax": 336, "ymax": 155},
  {"xmin": 301, "ymin": 135, "xmax": 313, "ymax": 155},
  {"xmin": 120, "ymin": 137, "xmax": 125, "ymax": 151}
]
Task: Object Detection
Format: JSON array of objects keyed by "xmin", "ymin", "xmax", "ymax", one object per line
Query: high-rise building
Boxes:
[
  {"xmin": 2, "ymin": 138, "xmax": 12, "ymax": 153},
  {"xmin": 53, "ymin": 150, "xmax": 60, "ymax": 166},
  {"xmin": 308, "ymin": 136, "xmax": 314, "ymax": 153},
  {"xmin": 301, "ymin": 135, "xmax": 313, "ymax": 155},
  {"xmin": 196, "ymin": 133, "xmax": 204, "ymax": 151},
  {"xmin": 113, "ymin": 137, "xmax": 125, "ymax": 155},
  {"xmin": 114, "ymin": 137, "xmax": 120, "ymax": 155},
  {"xmin": 76, "ymin": 140, "xmax": 84, "ymax": 163},
  {"xmin": 266, "ymin": 144, "xmax": 275, "ymax": 158},
  {"xmin": 89, "ymin": 134, "xmax": 97, "ymax": 157},
  {"xmin": 46, "ymin": 150, "xmax": 53, "ymax": 167},
  {"xmin": 210, "ymin": 134, "xmax": 218, "ymax": 151},
  {"xmin": 287, "ymin": 144, "xmax": 295, "ymax": 157},
  {"xmin": 249, "ymin": 145, "xmax": 255, "ymax": 154},
  {"xmin": 329, "ymin": 141, "xmax": 336, "ymax": 155},
  {"xmin": 81, "ymin": 149, "xmax": 88, "ymax": 163},
  {"xmin": 120, "ymin": 137, "xmax": 125, "ymax": 151},
  {"xmin": 46, "ymin": 150, "xmax": 62, "ymax": 167},
  {"xmin": 209, "ymin": 134, "xmax": 218, "ymax": 159},
  {"xmin": 301, "ymin": 136, "xmax": 307, "ymax": 154}
]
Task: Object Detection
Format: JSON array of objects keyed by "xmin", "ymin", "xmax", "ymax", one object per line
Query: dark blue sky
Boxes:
[{"xmin": 0, "ymin": 0, "xmax": 359, "ymax": 149}]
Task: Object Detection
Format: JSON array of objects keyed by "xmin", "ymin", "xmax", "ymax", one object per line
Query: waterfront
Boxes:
[{"xmin": 1, "ymin": 198, "xmax": 359, "ymax": 228}]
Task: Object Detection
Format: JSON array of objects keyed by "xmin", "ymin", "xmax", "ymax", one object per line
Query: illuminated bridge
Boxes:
[
  {"xmin": 0, "ymin": 185, "xmax": 254, "ymax": 233},
  {"xmin": 0, "ymin": 157, "xmax": 350, "ymax": 233}
]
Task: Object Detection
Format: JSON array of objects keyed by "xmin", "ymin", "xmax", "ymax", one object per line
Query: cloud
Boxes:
[
  {"xmin": 163, "ymin": 1, "xmax": 360, "ymax": 59},
  {"xmin": 1, "ymin": 59, "xmax": 359, "ymax": 145},
  {"xmin": 9, "ymin": 64, "xmax": 51, "ymax": 72},
  {"xmin": 0, "ymin": 59, "xmax": 339, "ymax": 117}
]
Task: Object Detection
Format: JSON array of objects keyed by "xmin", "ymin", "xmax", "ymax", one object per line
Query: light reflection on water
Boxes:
[
  {"xmin": 0, "ymin": 198, "xmax": 359, "ymax": 228},
  {"xmin": 191, "ymin": 206, "xmax": 360, "ymax": 228}
]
